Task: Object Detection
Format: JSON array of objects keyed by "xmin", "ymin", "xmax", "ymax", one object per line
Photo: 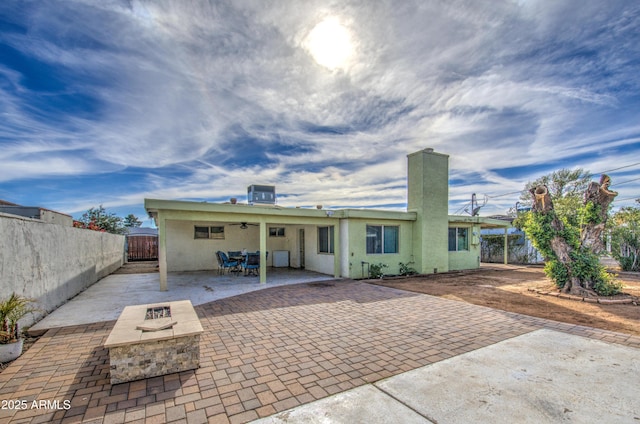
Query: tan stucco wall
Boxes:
[
  {"xmin": 301, "ymin": 224, "xmax": 336, "ymax": 275},
  {"xmin": 165, "ymin": 220, "xmax": 308, "ymax": 272},
  {"xmin": 0, "ymin": 212, "xmax": 125, "ymax": 327},
  {"xmin": 166, "ymin": 220, "xmax": 261, "ymax": 271}
]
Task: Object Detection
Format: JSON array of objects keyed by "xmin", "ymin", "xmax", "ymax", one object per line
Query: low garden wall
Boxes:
[{"xmin": 0, "ymin": 212, "xmax": 125, "ymax": 327}]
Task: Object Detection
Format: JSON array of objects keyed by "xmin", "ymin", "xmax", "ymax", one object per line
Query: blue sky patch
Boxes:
[{"xmin": 1, "ymin": 1, "xmax": 639, "ymax": 219}]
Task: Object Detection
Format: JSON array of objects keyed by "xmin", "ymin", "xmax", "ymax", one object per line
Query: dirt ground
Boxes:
[{"xmin": 373, "ymin": 265, "xmax": 640, "ymax": 337}]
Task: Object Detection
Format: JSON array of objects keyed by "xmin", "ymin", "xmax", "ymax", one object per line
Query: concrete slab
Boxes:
[
  {"xmin": 251, "ymin": 384, "xmax": 431, "ymax": 424},
  {"xmin": 376, "ymin": 329, "xmax": 640, "ymax": 424},
  {"xmin": 29, "ymin": 268, "xmax": 334, "ymax": 334}
]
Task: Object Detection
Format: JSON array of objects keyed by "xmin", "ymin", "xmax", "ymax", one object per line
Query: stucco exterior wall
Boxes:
[
  {"xmin": 448, "ymin": 246, "xmax": 481, "ymax": 270},
  {"xmin": 165, "ymin": 220, "xmax": 301, "ymax": 271},
  {"xmin": 166, "ymin": 220, "xmax": 252, "ymax": 271},
  {"xmin": 0, "ymin": 213, "xmax": 125, "ymax": 327},
  {"xmin": 344, "ymin": 219, "xmax": 415, "ymax": 279},
  {"xmin": 301, "ymin": 224, "xmax": 335, "ymax": 275},
  {"xmin": 448, "ymin": 224, "xmax": 481, "ymax": 271},
  {"xmin": 407, "ymin": 149, "xmax": 450, "ymax": 274},
  {"xmin": 340, "ymin": 220, "xmax": 350, "ymax": 277}
]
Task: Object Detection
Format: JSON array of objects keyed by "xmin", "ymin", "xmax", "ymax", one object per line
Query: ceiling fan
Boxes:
[{"xmin": 230, "ymin": 222, "xmax": 259, "ymax": 229}]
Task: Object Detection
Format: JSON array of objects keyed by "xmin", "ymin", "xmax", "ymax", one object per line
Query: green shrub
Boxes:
[
  {"xmin": 398, "ymin": 262, "xmax": 417, "ymax": 276},
  {"xmin": 369, "ymin": 263, "xmax": 388, "ymax": 279}
]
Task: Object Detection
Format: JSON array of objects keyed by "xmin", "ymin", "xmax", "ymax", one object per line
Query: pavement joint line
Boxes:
[{"xmin": 371, "ymin": 382, "xmax": 438, "ymax": 424}]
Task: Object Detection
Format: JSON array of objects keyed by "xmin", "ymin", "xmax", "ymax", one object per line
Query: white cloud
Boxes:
[{"xmin": 1, "ymin": 0, "xmax": 639, "ymax": 216}]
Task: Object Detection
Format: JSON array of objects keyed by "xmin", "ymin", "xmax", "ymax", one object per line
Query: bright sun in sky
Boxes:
[{"xmin": 305, "ymin": 17, "xmax": 354, "ymax": 70}]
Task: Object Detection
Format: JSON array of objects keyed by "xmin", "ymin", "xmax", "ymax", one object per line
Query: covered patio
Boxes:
[{"xmin": 145, "ymin": 199, "xmax": 343, "ymax": 291}]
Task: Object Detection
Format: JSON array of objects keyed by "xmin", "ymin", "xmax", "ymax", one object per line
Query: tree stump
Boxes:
[{"xmin": 529, "ymin": 175, "xmax": 617, "ymax": 295}]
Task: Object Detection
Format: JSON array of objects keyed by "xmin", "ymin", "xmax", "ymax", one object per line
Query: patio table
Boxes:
[{"xmin": 230, "ymin": 256, "xmax": 245, "ymax": 273}]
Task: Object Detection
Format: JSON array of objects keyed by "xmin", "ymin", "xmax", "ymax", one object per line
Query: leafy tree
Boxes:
[
  {"xmin": 124, "ymin": 214, "xmax": 143, "ymax": 228},
  {"xmin": 519, "ymin": 173, "xmax": 622, "ymax": 296},
  {"xmin": 610, "ymin": 202, "xmax": 640, "ymax": 271},
  {"xmin": 75, "ymin": 205, "xmax": 127, "ymax": 235}
]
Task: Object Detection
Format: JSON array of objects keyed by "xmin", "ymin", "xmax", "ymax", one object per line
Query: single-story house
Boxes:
[{"xmin": 145, "ymin": 148, "xmax": 511, "ymax": 290}]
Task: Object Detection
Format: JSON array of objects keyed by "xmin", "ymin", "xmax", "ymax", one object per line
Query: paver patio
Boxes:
[{"xmin": 1, "ymin": 280, "xmax": 639, "ymax": 423}]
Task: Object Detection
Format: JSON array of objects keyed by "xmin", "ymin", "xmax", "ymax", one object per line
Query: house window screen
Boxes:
[
  {"xmin": 194, "ymin": 226, "xmax": 210, "ymax": 239},
  {"xmin": 448, "ymin": 227, "xmax": 468, "ymax": 251},
  {"xmin": 366, "ymin": 225, "xmax": 399, "ymax": 254},
  {"xmin": 366, "ymin": 225, "xmax": 382, "ymax": 254},
  {"xmin": 194, "ymin": 226, "xmax": 225, "ymax": 240},
  {"xmin": 210, "ymin": 226, "xmax": 225, "ymax": 239},
  {"xmin": 384, "ymin": 226, "xmax": 399, "ymax": 253},
  {"xmin": 448, "ymin": 228, "xmax": 457, "ymax": 251},
  {"xmin": 269, "ymin": 227, "xmax": 285, "ymax": 237},
  {"xmin": 457, "ymin": 228, "xmax": 469, "ymax": 251},
  {"xmin": 318, "ymin": 226, "xmax": 334, "ymax": 254}
]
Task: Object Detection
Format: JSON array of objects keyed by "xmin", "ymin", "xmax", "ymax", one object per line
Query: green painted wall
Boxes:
[
  {"xmin": 407, "ymin": 149, "xmax": 450, "ymax": 273},
  {"xmin": 448, "ymin": 224, "xmax": 481, "ymax": 270},
  {"xmin": 343, "ymin": 219, "xmax": 415, "ymax": 278}
]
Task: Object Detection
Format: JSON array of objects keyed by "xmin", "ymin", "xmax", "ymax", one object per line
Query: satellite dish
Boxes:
[{"xmin": 470, "ymin": 193, "xmax": 487, "ymax": 216}]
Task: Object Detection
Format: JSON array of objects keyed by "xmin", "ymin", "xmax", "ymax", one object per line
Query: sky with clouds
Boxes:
[{"xmin": 1, "ymin": 0, "xmax": 639, "ymax": 224}]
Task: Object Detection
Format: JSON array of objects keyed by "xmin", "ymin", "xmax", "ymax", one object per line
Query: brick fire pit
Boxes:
[{"xmin": 104, "ymin": 300, "xmax": 203, "ymax": 384}]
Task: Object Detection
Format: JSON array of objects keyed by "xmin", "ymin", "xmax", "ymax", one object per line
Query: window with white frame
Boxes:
[
  {"xmin": 194, "ymin": 226, "xmax": 225, "ymax": 240},
  {"xmin": 448, "ymin": 227, "xmax": 469, "ymax": 251},
  {"xmin": 318, "ymin": 226, "xmax": 334, "ymax": 254},
  {"xmin": 269, "ymin": 227, "xmax": 285, "ymax": 237},
  {"xmin": 366, "ymin": 225, "xmax": 399, "ymax": 254}
]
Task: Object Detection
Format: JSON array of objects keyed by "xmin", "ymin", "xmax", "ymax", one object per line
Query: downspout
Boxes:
[
  {"xmin": 503, "ymin": 227, "xmax": 508, "ymax": 265},
  {"xmin": 259, "ymin": 219, "xmax": 267, "ymax": 284},
  {"xmin": 158, "ymin": 213, "xmax": 168, "ymax": 291},
  {"xmin": 333, "ymin": 221, "xmax": 340, "ymax": 279}
]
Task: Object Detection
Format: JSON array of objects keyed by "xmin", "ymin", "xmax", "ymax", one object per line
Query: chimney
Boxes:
[{"xmin": 407, "ymin": 148, "xmax": 450, "ymax": 274}]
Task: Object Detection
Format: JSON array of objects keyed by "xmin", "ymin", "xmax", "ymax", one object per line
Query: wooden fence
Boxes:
[{"xmin": 127, "ymin": 235, "xmax": 158, "ymax": 261}]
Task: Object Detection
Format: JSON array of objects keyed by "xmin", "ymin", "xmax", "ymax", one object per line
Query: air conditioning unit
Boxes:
[{"xmin": 247, "ymin": 185, "xmax": 276, "ymax": 205}]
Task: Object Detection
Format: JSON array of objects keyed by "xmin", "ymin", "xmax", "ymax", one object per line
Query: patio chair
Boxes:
[
  {"xmin": 215, "ymin": 251, "xmax": 224, "ymax": 274},
  {"xmin": 216, "ymin": 251, "xmax": 240, "ymax": 274},
  {"xmin": 242, "ymin": 253, "xmax": 260, "ymax": 276}
]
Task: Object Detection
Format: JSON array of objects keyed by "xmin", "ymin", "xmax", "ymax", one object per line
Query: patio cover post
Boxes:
[
  {"xmin": 259, "ymin": 220, "xmax": 267, "ymax": 284},
  {"xmin": 333, "ymin": 222, "xmax": 340, "ymax": 278},
  {"xmin": 503, "ymin": 227, "xmax": 508, "ymax": 265},
  {"xmin": 158, "ymin": 214, "xmax": 168, "ymax": 291}
]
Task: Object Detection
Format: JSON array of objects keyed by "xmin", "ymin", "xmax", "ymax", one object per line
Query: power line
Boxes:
[
  {"xmin": 611, "ymin": 176, "xmax": 640, "ymax": 187},
  {"xmin": 612, "ymin": 195, "xmax": 639, "ymax": 203},
  {"xmin": 453, "ymin": 200, "xmax": 472, "ymax": 215},
  {"xmin": 456, "ymin": 161, "xmax": 640, "ymax": 208},
  {"xmin": 487, "ymin": 190, "xmax": 522, "ymax": 199},
  {"xmin": 483, "ymin": 164, "xmax": 640, "ymax": 200},
  {"xmin": 597, "ymin": 162, "xmax": 640, "ymax": 175}
]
